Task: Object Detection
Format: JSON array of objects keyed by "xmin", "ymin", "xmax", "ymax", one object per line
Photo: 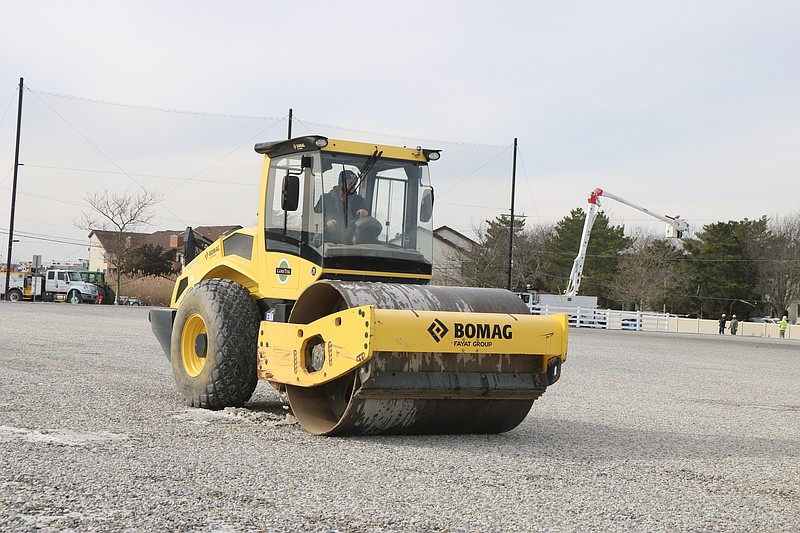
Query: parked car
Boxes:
[
  {"xmin": 118, "ymin": 296, "xmax": 144, "ymax": 306},
  {"xmin": 749, "ymin": 317, "xmax": 778, "ymax": 324},
  {"xmin": 621, "ymin": 317, "xmax": 640, "ymax": 331}
]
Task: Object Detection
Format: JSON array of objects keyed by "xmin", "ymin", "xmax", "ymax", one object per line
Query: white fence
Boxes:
[
  {"xmin": 531, "ymin": 305, "xmax": 670, "ymax": 332},
  {"xmin": 669, "ymin": 316, "xmax": 798, "ymax": 339},
  {"xmin": 531, "ymin": 305, "xmax": 799, "ymax": 338}
]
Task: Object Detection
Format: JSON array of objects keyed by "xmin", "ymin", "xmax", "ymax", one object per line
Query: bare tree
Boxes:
[
  {"xmin": 458, "ymin": 219, "xmax": 508, "ymax": 288},
  {"xmin": 434, "ymin": 243, "xmax": 469, "ymax": 286},
  {"xmin": 511, "ymin": 222, "xmax": 552, "ymax": 291},
  {"xmin": 750, "ymin": 213, "xmax": 800, "ymax": 317},
  {"xmin": 78, "ymin": 189, "xmax": 162, "ymax": 304},
  {"xmin": 455, "ymin": 216, "xmax": 553, "ymax": 290},
  {"xmin": 608, "ymin": 231, "xmax": 690, "ymax": 311}
]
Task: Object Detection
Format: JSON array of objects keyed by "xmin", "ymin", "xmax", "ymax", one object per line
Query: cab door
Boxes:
[{"xmin": 263, "ymin": 153, "xmax": 323, "ymax": 295}]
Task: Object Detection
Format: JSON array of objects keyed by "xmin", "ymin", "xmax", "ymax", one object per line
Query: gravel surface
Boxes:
[{"xmin": 0, "ymin": 301, "xmax": 798, "ymax": 532}]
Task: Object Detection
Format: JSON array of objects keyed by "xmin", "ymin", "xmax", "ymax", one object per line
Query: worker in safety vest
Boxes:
[{"xmin": 779, "ymin": 316, "xmax": 788, "ymax": 338}]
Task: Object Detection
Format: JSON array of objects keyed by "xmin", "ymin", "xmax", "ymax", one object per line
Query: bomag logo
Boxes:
[
  {"xmin": 292, "ymin": 142, "xmax": 306, "ymax": 150},
  {"xmin": 428, "ymin": 319, "xmax": 513, "ymax": 347},
  {"xmin": 454, "ymin": 323, "xmax": 513, "ymax": 340},
  {"xmin": 204, "ymin": 245, "xmax": 220, "ymax": 260},
  {"xmin": 427, "ymin": 319, "xmax": 449, "ymax": 342},
  {"xmin": 452, "ymin": 322, "xmax": 513, "ymax": 348}
]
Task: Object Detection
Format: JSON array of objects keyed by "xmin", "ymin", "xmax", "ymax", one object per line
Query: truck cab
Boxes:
[{"xmin": 44, "ymin": 269, "xmax": 99, "ymax": 303}]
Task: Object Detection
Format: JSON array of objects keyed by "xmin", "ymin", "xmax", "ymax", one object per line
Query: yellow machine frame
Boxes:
[{"xmin": 150, "ymin": 134, "xmax": 568, "ymax": 435}]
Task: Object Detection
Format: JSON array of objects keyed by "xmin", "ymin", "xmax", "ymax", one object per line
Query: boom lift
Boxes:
[
  {"xmin": 149, "ymin": 136, "xmax": 568, "ymax": 436},
  {"xmin": 565, "ymin": 187, "xmax": 689, "ymax": 297}
]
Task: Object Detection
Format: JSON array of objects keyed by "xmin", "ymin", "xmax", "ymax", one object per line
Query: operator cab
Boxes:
[{"xmin": 257, "ymin": 136, "xmax": 437, "ymax": 277}]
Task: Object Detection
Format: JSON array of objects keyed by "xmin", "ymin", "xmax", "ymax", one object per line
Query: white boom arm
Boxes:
[{"xmin": 564, "ymin": 188, "xmax": 689, "ymax": 297}]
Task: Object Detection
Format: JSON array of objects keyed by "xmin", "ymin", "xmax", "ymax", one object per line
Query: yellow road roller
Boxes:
[{"xmin": 149, "ymin": 136, "xmax": 568, "ymax": 435}]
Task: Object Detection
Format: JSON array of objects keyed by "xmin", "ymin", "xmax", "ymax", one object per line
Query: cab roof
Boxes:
[{"xmin": 254, "ymin": 135, "xmax": 440, "ymax": 162}]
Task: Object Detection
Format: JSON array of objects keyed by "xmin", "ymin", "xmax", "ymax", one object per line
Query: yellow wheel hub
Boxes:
[{"xmin": 181, "ymin": 313, "xmax": 208, "ymax": 377}]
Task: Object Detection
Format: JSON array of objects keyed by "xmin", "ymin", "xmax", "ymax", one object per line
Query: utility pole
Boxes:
[
  {"xmin": 287, "ymin": 108, "xmax": 293, "ymax": 139},
  {"xmin": 506, "ymin": 138, "xmax": 518, "ymax": 291},
  {"xmin": 4, "ymin": 77, "xmax": 23, "ymax": 299}
]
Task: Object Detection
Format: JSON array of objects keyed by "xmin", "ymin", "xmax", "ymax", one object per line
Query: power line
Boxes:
[
  {"xmin": 293, "ymin": 115, "xmax": 510, "ymax": 148},
  {"xmin": 0, "ymin": 166, "xmax": 12, "ymax": 188},
  {"xmin": 516, "ymin": 147, "xmax": 541, "ymax": 221},
  {"xmin": 0, "ymin": 87, "xmax": 17, "ymax": 130},
  {"xmin": 28, "ymin": 90, "xmax": 279, "ymax": 200},
  {"xmin": 437, "ymin": 201, "xmax": 506, "ymax": 210},
  {"xmin": 162, "ymin": 118, "xmax": 285, "ymax": 196},
  {"xmin": 29, "ymin": 90, "xmax": 189, "ymax": 225},
  {"xmin": 0, "ymin": 184, "xmax": 86, "ymax": 208},
  {"xmin": 0, "ymin": 227, "xmax": 89, "ymax": 247},
  {"xmin": 437, "ymin": 145, "xmax": 512, "ymax": 198},
  {"xmin": 22, "ymin": 88, "xmax": 519, "ymax": 210},
  {"xmin": 29, "ymin": 91, "xmax": 148, "ymax": 191},
  {"xmin": 27, "ymin": 87, "xmax": 511, "ymax": 149},
  {"xmin": 23, "ymin": 163, "xmax": 258, "ymax": 186},
  {"xmin": 27, "ymin": 88, "xmax": 285, "ymax": 121}
]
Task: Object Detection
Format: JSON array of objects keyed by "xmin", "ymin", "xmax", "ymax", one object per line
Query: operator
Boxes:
[{"xmin": 316, "ymin": 169, "xmax": 369, "ymax": 242}]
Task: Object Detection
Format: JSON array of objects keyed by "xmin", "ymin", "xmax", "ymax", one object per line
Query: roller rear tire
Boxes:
[{"xmin": 171, "ymin": 279, "xmax": 260, "ymax": 409}]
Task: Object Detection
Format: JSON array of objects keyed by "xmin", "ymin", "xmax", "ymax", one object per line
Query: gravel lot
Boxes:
[{"xmin": 0, "ymin": 301, "xmax": 798, "ymax": 532}]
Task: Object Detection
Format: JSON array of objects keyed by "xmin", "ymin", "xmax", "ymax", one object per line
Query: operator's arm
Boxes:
[
  {"xmin": 352, "ymin": 195, "xmax": 369, "ymax": 218},
  {"xmin": 317, "ymin": 191, "xmax": 340, "ymax": 227}
]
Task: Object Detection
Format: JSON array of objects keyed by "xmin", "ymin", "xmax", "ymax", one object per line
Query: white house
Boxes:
[{"xmin": 431, "ymin": 225, "xmax": 476, "ymax": 286}]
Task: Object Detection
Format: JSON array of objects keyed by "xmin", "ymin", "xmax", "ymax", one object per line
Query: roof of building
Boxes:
[
  {"xmin": 433, "ymin": 225, "xmax": 476, "ymax": 252},
  {"xmin": 89, "ymin": 226, "xmax": 242, "ymax": 251}
]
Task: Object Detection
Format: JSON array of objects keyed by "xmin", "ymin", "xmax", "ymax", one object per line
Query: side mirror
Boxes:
[
  {"xmin": 282, "ymin": 174, "xmax": 300, "ymax": 211},
  {"xmin": 420, "ymin": 189, "xmax": 434, "ymax": 223},
  {"xmin": 301, "ymin": 156, "xmax": 313, "ymax": 170}
]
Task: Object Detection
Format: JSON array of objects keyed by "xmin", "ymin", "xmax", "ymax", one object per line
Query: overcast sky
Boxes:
[{"xmin": 1, "ymin": 1, "xmax": 799, "ymax": 264}]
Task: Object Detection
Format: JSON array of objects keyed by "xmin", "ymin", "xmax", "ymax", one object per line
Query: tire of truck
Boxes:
[
  {"xmin": 103, "ymin": 286, "xmax": 116, "ymax": 305},
  {"xmin": 7, "ymin": 288, "xmax": 23, "ymax": 302},
  {"xmin": 170, "ymin": 278, "xmax": 260, "ymax": 409},
  {"xmin": 68, "ymin": 290, "xmax": 82, "ymax": 304}
]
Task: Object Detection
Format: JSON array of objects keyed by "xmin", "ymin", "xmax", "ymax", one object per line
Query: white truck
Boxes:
[
  {"xmin": 516, "ymin": 289, "xmax": 604, "ymax": 329},
  {"xmin": 0, "ymin": 272, "xmax": 43, "ymax": 301},
  {"xmin": 517, "ymin": 289, "xmax": 598, "ymax": 312},
  {"xmin": 517, "ymin": 291, "xmax": 598, "ymax": 311},
  {"xmin": 2, "ymin": 269, "xmax": 99, "ymax": 303},
  {"xmin": 42, "ymin": 269, "xmax": 99, "ymax": 303}
]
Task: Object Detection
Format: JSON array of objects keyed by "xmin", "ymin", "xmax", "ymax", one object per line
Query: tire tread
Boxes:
[{"xmin": 172, "ymin": 279, "xmax": 260, "ymax": 409}]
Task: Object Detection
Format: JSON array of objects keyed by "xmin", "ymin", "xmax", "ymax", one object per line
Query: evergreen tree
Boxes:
[
  {"xmin": 684, "ymin": 219, "xmax": 765, "ymax": 318},
  {"xmin": 542, "ymin": 208, "xmax": 631, "ymax": 306},
  {"xmin": 123, "ymin": 244, "xmax": 174, "ymax": 277}
]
